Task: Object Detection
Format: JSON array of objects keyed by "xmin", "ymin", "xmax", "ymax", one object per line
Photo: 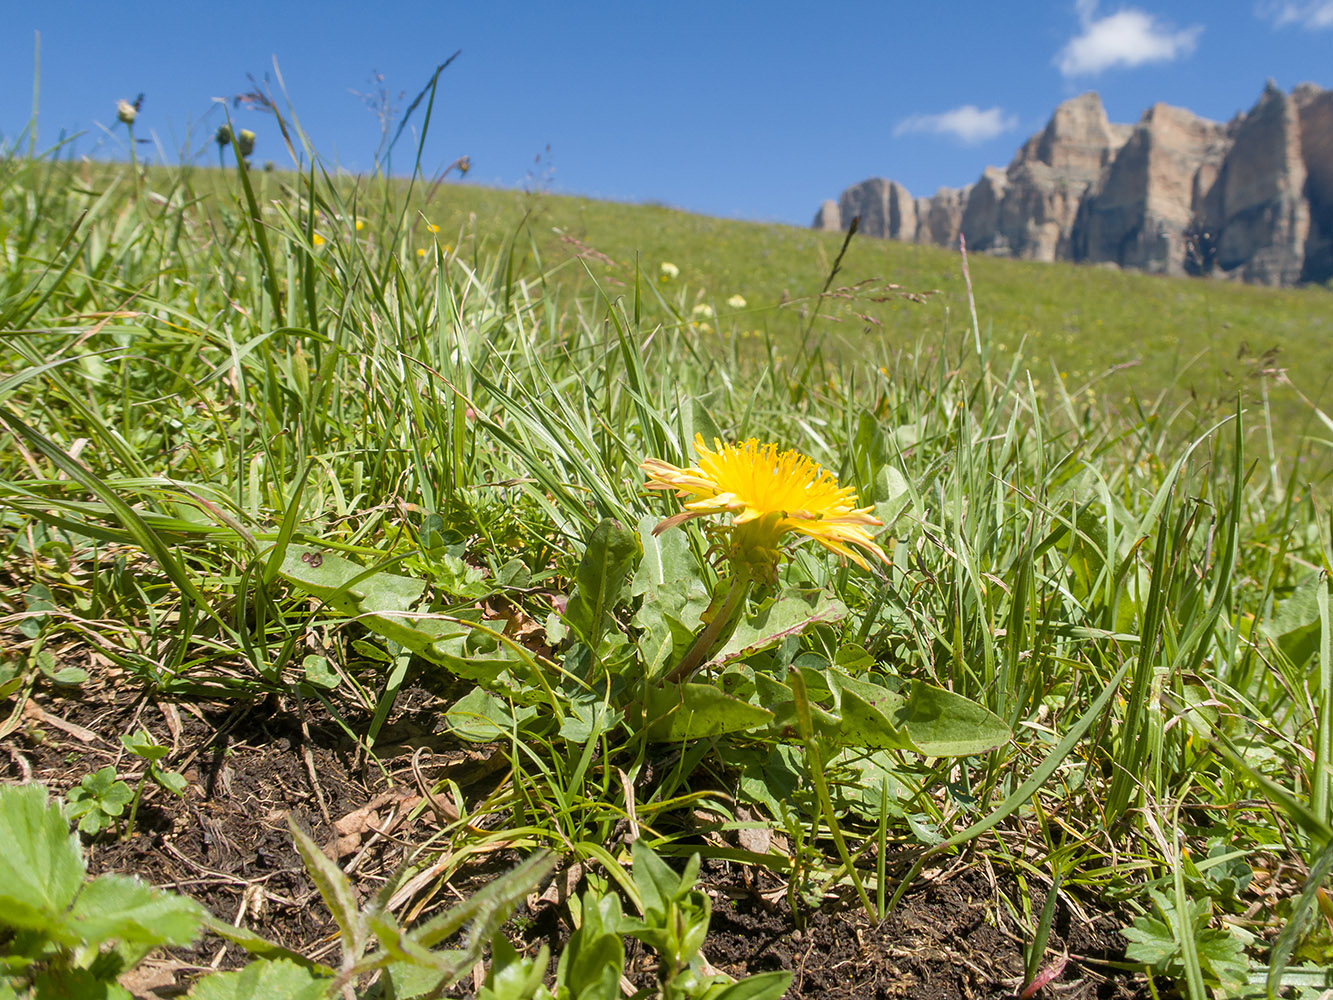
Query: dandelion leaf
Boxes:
[
  {"xmin": 644, "ymin": 683, "xmax": 773, "ymax": 742},
  {"xmin": 891, "ymin": 681, "xmax": 1011, "ymax": 757}
]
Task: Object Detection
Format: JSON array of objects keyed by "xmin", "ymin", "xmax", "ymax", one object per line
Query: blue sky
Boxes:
[{"xmin": 3, "ymin": 2, "xmax": 1330, "ymax": 226}]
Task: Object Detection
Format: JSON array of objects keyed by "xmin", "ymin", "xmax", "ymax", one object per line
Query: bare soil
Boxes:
[{"xmin": 1, "ymin": 666, "xmax": 1151, "ymax": 999}]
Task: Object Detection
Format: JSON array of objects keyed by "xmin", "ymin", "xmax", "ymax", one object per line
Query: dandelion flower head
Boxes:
[{"xmin": 642, "ymin": 435, "xmax": 888, "ymax": 581}]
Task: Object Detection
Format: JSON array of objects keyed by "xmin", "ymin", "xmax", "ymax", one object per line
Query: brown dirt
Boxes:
[
  {"xmin": 696, "ymin": 866, "xmax": 1140, "ymax": 1000},
  {"xmin": 0, "ymin": 667, "xmax": 1152, "ymax": 999}
]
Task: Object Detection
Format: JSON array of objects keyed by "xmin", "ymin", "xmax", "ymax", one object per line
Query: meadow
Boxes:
[{"xmin": 2, "ymin": 109, "xmax": 1333, "ymax": 1000}]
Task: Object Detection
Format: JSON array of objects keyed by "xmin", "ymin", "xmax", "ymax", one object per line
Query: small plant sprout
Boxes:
[
  {"xmin": 642, "ymin": 434, "xmax": 887, "ymax": 682},
  {"xmin": 65, "ymin": 766, "xmax": 134, "ymax": 836},
  {"xmin": 119, "ymin": 729, "xmax": 188, "ymax": 836}
]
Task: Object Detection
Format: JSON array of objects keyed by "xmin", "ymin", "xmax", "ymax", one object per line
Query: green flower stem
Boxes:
[
  {"xmin": 790, "ymin": 669, "xmax": 876, "ymax": 921},
  {"xmin": 663, "ymin": 573, "xmax": 751, "ymax": 685},
  {"xmin": 123, "ymin": 777, "xmax": 146, "ymax": 841}
]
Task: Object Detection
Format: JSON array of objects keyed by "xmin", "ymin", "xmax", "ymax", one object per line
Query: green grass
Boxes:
[
  {"xmin": 159, "ymin": 161, "xmax": 1333, "ymax": 464},
  {"xmin": 392, "ymin": 181, "xmax": 1333, "ymax": 457},
  {"xmin": 4, "ymin": 113, "xmax": 1333, "ymax": 1000}
]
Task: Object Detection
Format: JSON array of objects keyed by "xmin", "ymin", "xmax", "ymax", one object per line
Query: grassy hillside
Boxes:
[
  {"xmin": 131, "ymin": 160, "xmax": 1333, "ymax": 464},
  {"xmin": 380, "ymin": 178, "xmax": 1333, "ymax": 463}
]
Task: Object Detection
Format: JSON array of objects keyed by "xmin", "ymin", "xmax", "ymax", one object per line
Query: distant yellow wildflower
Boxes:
[
  {"xmin": 659, "ymin": 261, "xmax": 679, "ymax": 281},
  {"xmin": 354, "ymin": 219, "xmax": 365, "ymax": 232},
  {"xmin": 416, "ymin": 247, "xmax": 428, "ymax": 258},
  {"xmin": 312, "ymin": 233, "xmax": 326, "ymax": 247},
  {"xmin": 426, "ymin": 222, "xmax": 440, "ymax": 234},
  {"xmin": 691, "ymin": 303, "xmax": 714, "ymax": 320},
  {"xmin": 642, "ymin": 435, "xmax": 887, "ymax": 581},
  {"xmin": 727, "ymin": 294, "xmax": 747, "ymax": 309}
]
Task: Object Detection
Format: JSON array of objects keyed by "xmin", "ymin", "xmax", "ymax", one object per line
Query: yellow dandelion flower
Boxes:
[
  {"xmin": 354, "ymin": 219, "xmax": 365, "ymax": 231},
  {"xmin": 426, "ymin": 222, "xmax": 440, "ymax": 234},
  {"xmin": 312, "ymin": 233, "xmax": 326, "ymax": 247},
  {"xmin": 641, "ymin": 435, "xmax": 887, "ymax": 581},
  {"xmin": 416, "ymin": 247, "xmax": 428, "ymax": 258}
]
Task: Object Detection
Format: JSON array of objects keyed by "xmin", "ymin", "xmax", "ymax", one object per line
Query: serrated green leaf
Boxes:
[
  {"xmin": 188, "ymin": 958, "xmax": 333, "ymax": 1000},
  {"xmin": 67, "ymin": 873, "xmax": 203, "ymax": 947},
  {"xmin": 1122, "ymin": 914, "xmax": 1178, "ymax": 966},
  {"xmin": 201, "ymin": 916, "xmax": 336, "ymax": 976},
  {"xmin": 411, "ymin": 852, "xmax": 554, "ymax": 950},
  {"xmin": 0, "ymin": 783, "xmax": 86, "ymax": 932},
  {"xmin": 288, "ymin": 820, "xmax": 365, "ymax": 960}
]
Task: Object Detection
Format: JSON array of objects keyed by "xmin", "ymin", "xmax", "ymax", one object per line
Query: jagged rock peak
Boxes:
[
  {"xmin": 815, "ymin": 82, "xmax": 1333, "ymax": 286},
  {"xmin": 1014, "ymin": 92, "xmax": 1127, "ymax": 177}
]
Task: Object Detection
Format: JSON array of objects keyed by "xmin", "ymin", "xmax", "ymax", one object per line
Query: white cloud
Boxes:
[
  {"xmin": 893, "ymin": 106, "xmax": 1019, "ymax": 145},
  {"xmin": 1055, "ymin": 4, "xmax": 1203, "ymax": 76},
  {"xmin": 1259, "ymin": 1, "xmax": 1333, "ymax": 28}
]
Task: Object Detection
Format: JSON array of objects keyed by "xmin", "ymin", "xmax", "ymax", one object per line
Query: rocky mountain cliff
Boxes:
[{"xmin": 814, "ymin": 83, "xmax": 1333, "ymax": 286}]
